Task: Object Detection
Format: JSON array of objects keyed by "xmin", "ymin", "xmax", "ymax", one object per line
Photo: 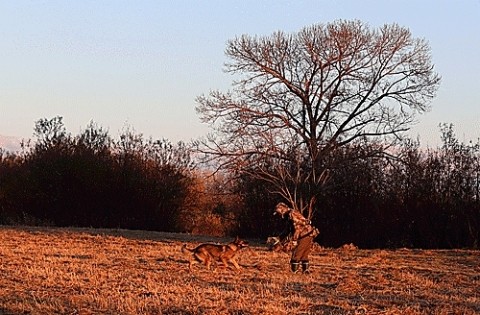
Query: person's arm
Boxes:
[
  {"xmin": 292, "ymin": 225, "xmax": 302, "ymax": 241},
  {"xmin": 279, "ymin": 219, "xmax": 293, "ymax": 241}
]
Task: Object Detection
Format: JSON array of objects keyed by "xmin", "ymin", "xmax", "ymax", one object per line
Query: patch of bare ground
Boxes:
[{"xmin": 0, "ymin": 226, "xmax": 479, "ymax": 314}]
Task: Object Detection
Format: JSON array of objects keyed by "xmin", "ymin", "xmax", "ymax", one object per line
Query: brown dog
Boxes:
[
  {"xmin": 266, "ymin": 236, "xmax": 295, "ymax": 252},
  {"xmin": 182, "ymin": 236, "xmax": 249, "ymax": 271}
]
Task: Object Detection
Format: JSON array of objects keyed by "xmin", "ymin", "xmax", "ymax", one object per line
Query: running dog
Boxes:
[{"xmin": 182, "ymin": 236, "xmax": 249, "ymax": 271}]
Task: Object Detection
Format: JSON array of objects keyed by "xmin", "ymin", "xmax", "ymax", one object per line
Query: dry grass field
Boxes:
[{"xmin": 0, "ymin": 226, "xmax": 479, "ymax": 315}]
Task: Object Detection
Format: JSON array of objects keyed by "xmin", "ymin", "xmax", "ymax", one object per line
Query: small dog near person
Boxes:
[
  {"xmin": 182, "ymin": 236, "xmax": 249, "ymax": 271},
  {"xmin": 266, "ymin": 235, "xmax": 295, "ymax": 252}
]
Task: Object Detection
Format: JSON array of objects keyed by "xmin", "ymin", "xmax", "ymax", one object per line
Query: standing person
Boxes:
[{"xmin": 273, "ymin": 202, "xmax": 320, "ymax": 274}]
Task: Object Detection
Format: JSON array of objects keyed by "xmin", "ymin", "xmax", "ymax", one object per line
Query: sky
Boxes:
[{"xmin": 1, "ymin": 1, "xmax": 479, "ymax": 148}]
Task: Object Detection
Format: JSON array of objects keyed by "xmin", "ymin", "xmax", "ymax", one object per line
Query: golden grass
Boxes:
[{"xmin": 0, "ymin": 226, "xmax": 479, "ymax": 315}]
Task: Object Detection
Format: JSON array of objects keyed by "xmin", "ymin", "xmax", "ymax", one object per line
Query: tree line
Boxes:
[{"xmin": 0, "ymin": 117, "xmax": 478, "ymax": 248}]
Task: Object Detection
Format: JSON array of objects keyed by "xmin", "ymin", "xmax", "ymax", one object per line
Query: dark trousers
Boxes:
[{"xmin": 291, "ymin": 236, "xmax": 314, "ymax": 262}]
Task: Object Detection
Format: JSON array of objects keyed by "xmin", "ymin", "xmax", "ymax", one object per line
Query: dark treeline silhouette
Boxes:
[
  {"xmin": 1, "ymin": 118, "xmax": 479, "ymax": 248},
  {"xmin": 221, "ymin": 124, "xmax": 480, "ymax": 249},
  {"xmin": 0, "ymin": 117, "xmax": 195, "ymax": 231}
]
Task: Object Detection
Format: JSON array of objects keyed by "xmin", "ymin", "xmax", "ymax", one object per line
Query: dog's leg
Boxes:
[
  {"xmin": 219, "ymin": 256, "xmax": 229, "ymax": 269},
  {"xmin": 189, "ymin": 259, "xmax": 196, "ymax": 272},
  {"xmin": 192, "ymin": 252, "xmax": 207, "ymax": 271},
  {"xmin": 205, "ymin": 256, "xmax": 212, "ymax": 270},
  {"xmin": 211, "ymin": 258, "xmax": 219, "ymax": 271},
  {"xmin": 230, "ymin": 258, "xmax": 241, "ymax": 270},
  {"xmin": 207, "ymin": 255, "xmax": 220, "ymax": 272}
]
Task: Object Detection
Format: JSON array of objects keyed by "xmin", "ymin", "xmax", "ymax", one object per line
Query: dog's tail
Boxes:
[{"xmin": 181, "ymin": 243, "xmax": 194, "ymax": 253}]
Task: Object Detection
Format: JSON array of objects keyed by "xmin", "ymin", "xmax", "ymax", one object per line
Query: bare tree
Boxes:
[{"xmin": 196, "ymin": 20, "xmax": 440, "ymax": 215}]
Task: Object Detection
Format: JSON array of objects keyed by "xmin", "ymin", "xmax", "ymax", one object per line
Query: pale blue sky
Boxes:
[{"xmin": 1, "ymin": 1, "xmax": 479, "ymax": 147}]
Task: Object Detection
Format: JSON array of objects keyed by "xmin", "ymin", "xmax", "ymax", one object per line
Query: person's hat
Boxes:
[{"xmin": 274, "ymin": 202, "xmax": 290, "ymax": 217}]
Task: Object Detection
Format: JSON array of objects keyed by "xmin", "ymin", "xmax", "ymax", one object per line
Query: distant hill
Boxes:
[{"xmin": 0, "ymin": 135, "xmax": 22, "ymax": 153}]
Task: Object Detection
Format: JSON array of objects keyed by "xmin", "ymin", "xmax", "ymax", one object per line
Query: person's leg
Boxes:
[
  {"xmin": 291, "ymin": 237, "xmax": 313, "ymax": 273},
  {"xmin": 298, "ymin": 237, "xmax": 314, "ymax": 273},
  {"xmin": 301, "ymin": 260, "xmax": 311, "ymax": 273},
  {"xmin": 289, "ymin": 259, "xmax": 301, "ymax": 273}
]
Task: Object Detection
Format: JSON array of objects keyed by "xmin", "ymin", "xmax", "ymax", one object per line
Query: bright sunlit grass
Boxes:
[{"xmin": 0, "ymin": 226, "xmax": 478, "ymax": 314}]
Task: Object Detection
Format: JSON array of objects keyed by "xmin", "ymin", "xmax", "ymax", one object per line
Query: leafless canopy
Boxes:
[{"xmin": 196, "ymin": 20, "xmax": 440, "ymax": 213}]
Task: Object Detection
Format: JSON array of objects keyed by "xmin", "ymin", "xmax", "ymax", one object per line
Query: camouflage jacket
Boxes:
[{"xmin": 287, "ymin": 209, "xmax": 319, "ymax": 241}]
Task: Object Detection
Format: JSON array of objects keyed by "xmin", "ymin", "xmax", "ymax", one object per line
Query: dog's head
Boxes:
[
  {"xmin": 232, "ymin": 236, "xmax": 249, "ymax": 249},
  {"xmin": 266, "ymin": 236, "xmax": 285, "ymax": 252},
  {"xmin": 266, "ymin": 236, "xmax": 280, "ymax": 246},
  {"xmin": 266, "ymin": 236, "xmax": 292, "ymax": 252}
]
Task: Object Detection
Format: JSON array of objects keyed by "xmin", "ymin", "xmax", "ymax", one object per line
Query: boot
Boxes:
[
  {"xmin": 301, "ymin": 261, "xmax": 311, "ymax": 274},
  {"xmin": 290, "ymin": 261, "xmax": 300, "ymax": 273}
]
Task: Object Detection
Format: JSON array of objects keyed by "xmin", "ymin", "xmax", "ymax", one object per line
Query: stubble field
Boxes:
[{"xmin": 0, "ymin": 226, "xmax": 478, "ymax": 315}]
